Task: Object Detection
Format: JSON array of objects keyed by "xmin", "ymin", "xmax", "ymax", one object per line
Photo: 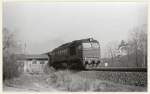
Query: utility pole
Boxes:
[{"xmin": 24, "ymin": 42, "xmax": 27, "ymax": 55}]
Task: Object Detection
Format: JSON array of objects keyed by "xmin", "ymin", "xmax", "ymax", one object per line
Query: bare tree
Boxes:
[
  {"xmin": 138, "ymin": 25, "xmax": 147, "ymax": 67},
  {"xmin": 128, "ymin": 24, "xmax": 147, "ymax": 67},
  {"xmin": 105, "ymin": 41, "xmax": 119, "ymax": 64},
  {"xmin": 3, "ymin": 28, "xmax": 22, "ymax": 79}
]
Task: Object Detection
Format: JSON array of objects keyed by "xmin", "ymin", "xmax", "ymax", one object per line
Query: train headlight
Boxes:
[{"xmin": 88, "ymin": 60, "xmax": 91, "ymax": 64}]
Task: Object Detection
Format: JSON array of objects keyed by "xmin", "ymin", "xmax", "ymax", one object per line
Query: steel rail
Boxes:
[{"xmin": 84, "ymin": 67, "xmax": 147, "ymax": 72}]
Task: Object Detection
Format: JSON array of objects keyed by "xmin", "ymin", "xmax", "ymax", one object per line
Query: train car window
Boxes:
[
  {"xmin": 64, "ymin": 49, "xmax": 66, "ymax": 54},
  {"xmin": 60, "ymin": 50, "xmax": 61, "ymax": 55},
  {"xmin": 63, "ymin": 49, "xmax": 65, "ymax": 55},
  {"xmin": 83, "ymin": 43, "xmax": 92, "ymax": 48},
  {"xmin": 59, "ymin": 50, "xmax": 60, "ymax": 55},
  {"xmin": 66, "ymin": 49, "xmax": 68, "ymax": 54},
  {"xmin": 63, "ymin": 50, "xmax": 64, "ymax": 55},
  {"xmin": 77, "ymin": 45, "xmax": 82, "ymax": 50},
  {"xmin": 91, "ymin": 43, "xmax": 99, "ymax": 48},
  {"xmin": 64, "ymin": 49, "xmax": 66, "ymax": 55},
  {"xmin": 62, "ymin": 50, "xmax": 63, "ymax": 55}
]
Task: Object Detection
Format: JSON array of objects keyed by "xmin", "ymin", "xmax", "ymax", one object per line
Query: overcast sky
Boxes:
[{"xmin": 3, "ymin": 2, "xmax": 147, "ymax": 57}]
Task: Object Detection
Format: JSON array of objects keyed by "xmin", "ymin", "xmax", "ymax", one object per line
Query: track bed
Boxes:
[{"xmin": 76, "ymin": 70, "xmax": 147, "ymax": 87}]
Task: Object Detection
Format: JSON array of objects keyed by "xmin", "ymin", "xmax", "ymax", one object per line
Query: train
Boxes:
[{"xmin": 48, "ymin": 38, "xmax": 101, "ymax": 70}]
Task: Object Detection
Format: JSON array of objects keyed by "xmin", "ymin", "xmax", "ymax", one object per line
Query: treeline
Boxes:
[{"xmin": 104, "ymin": 24, "xmax": 147, "ymax": 67}]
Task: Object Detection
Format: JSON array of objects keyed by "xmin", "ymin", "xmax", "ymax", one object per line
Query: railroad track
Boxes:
[{"xmin": 84, "ymin": 67, "xmax": 147, "ymax": 72}]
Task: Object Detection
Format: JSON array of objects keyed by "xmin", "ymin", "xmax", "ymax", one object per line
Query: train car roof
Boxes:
[
  {"xmin": 16, "ymin": 54, "xmax": 48, "ymax": 60},
  {"xmin": 52, "ymin": 42, "xmax": 72, "ymax": 51},
  {"xmin": 73, "ymin": 38, "xmax": 99, "ymax": 43},
  {"xmin": 52, "ymin": 38, "xmax": 99, "ymax": 51}
]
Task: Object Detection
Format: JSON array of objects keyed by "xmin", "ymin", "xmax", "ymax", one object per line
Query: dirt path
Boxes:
[{"xmin": 3, "ymin": 73, "xmax": 57, "ymax": 92}]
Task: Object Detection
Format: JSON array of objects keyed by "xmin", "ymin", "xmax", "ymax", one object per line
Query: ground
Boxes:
[
  {"xmin": 3, "ymin": 73, "xmax": 57, "ymax": 92},
  {"xmin": 3, "ymin": 71, "xmax": 146, "ymax": 92}
]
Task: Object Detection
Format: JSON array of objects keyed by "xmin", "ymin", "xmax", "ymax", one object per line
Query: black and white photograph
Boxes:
[{"xmin": 2, "ymin": 1, "xmax": 148, "ymax": 92}]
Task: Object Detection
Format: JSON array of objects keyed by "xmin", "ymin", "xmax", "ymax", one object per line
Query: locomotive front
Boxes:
[{"xmin": 81, "ymin": 38, "xmax": 101, "ymax": 69}]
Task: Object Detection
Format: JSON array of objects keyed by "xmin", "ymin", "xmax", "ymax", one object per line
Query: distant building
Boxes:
[{"xmin": 17, "ymin": 54, "xmax": 48, "ymax": 73}]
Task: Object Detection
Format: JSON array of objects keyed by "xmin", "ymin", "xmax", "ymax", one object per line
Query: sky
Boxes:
[{"xmin": 3, "ymin": 2, "xmax": 147, "ymax": 57}]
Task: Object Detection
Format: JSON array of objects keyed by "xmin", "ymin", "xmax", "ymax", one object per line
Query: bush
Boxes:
[
  {"xmin": 3, "ymin": 54, "xmax": 20, "ymax": 80},
  {"xmin": 50, "ymin": 71, "xmax": 93, "ymax": 91},
  {"xmin": 43, "ymin": 65, "xmax": 56, "ymax": 74}
]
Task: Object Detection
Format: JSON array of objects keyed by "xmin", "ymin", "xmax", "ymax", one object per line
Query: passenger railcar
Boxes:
[{"xmin": 48, "ymin": 38, "xmax": 101, "ymax": 69}]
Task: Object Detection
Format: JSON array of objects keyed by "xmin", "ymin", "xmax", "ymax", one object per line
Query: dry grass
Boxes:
[
  {"xmin": 45, "ymin": 69, "xmax": 146, "ymax": 92},
  {"xmin": 3, "ymin": 67, "xmax": 146, "ymax": 92}
]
